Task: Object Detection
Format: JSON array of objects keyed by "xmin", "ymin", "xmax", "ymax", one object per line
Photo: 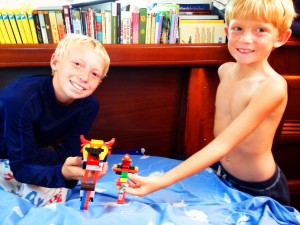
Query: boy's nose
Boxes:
[
  {"xmin": 239, "ymin": 31, "xmax": 253, "ymax": 43},
  {"xmin": 78, "ymin": 71, "xmax": 89, "ymax": 82}
]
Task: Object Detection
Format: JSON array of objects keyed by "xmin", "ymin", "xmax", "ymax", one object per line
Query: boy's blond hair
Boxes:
[
  {"xmin": 225, "ymin": 0, "xmax": 296, "ymax": 35},
  {"xmin": 53, "ymin": 34, "xmax": 110, "ymax": 77}
]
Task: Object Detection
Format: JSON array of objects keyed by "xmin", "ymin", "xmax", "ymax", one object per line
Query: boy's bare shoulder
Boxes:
[{"xmin": 218, "ymin": 62, "xmax": 235, "ymax": 79}]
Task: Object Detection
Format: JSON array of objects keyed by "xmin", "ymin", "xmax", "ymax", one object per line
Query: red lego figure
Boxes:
[
  {"xmin": 113, "ymin": 154, "xmax": 138, "ymax": 204},
  {"xmin": 80, "ymin": 135, "xmax": 115, "ymax": 210}
]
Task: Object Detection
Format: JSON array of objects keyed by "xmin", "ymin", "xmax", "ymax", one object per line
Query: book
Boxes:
[
  {"xmin": 179, "ymin": 19, "xmax": 226, "ymax": 44},
  {"xmin": 168, "ymin": 10, "xmax": 179, "ymax": 44},
  {"xmin": 0, "ymin": 28, "xmax": 5, "ymax": 44},
  {"xmin": 105, "ymin": 10, "xmax": 111, "ymax": 44},
  {"xmin": 63, "ymin": 5, "xmax": 72, "ymax": 34},
  {"xmin": 138, "ymin": 7, "xmax": 147, "ymax": 44},
  {"xmin": 71, "ymin": 8, "xmax": 83, "ymax": 34},
  {"xmin": 71, "ymin": 0, "xmax": 116, "ymax": 8},
  {"xmin": 7, "ymin": 10, "xmax": 22, "ymax": 44},
  {"xmin": 100, "ymin": 10, "xmax": 106, "ymax": 43},
  {"xmin": 19, "ymin": 7, "xmax": 34, "ymax": 44},
  {"xmin": 38, "ymin": 10, "xmax": 49, "ymax": 44},
  {"xmin": 55, "ymin": 10, "xmax": 66, "ymax": 40},
  {"xmin": 145, "ymin": 11, "xmax": 151, "ymax": 44},
  {"xmin": 14, "ymin": 10, "xmax": 28, "ymax": 44},
  {"xmin": 1, "ymin": 10, "xmax": 16, "ymax": 44},
  {"xmin": 111, "ymin": 2, "xmax": 117, "ymax": 44},
  {"xmin": 25, "ymin": 7, "xmax": 39, "ymax": 44},
  {"xmin": 155, "ymin": 13, "xmax": 164, "ymax": 44},
  {"xmin": 179, "ymin": 14, "xmax": 219, "ymax": 20},
  {"xmin": 43, "ymin": 10, "xmax": 54, "ymax": 44},
  {"xmin": 49, "ymin": 10, "xmax": 60, "ymax": 43},
  {"xmin": 131, "ymin": 11, "xmax": 139, "ymax": 44},
  {"xmin": 95, "ymin": 11, "xmax": 103, "ymax": 42},
  {"xmin": 150, "ymin": 12, "xmax": 156, "ymax": 44},
  {"xmin": 0, "ymin": 12, "xmax": 11, "ymax": 44},
  {"xmin": 121, "ymin": 11, "xmax": 131, "ymax": 44},
  {"xmin": 116, "ymin": 2, "xmax": 121, "ymax": 44},
  {"xmin": 32, "ymin": 10, "xmax": 43, "ymax": 43}
]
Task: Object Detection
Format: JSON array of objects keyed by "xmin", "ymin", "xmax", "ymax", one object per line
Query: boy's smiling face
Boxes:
[
  {"xmin": 225, "ymin": 18, "xmax": 280, "ymax": 66},
  {"xmin": 51, "ymin": 43, "xmax": 106, "ymax": 105}
]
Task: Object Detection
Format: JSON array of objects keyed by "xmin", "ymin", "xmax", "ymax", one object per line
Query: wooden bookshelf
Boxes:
[{"xmin": 1, "ymin": 40, "xmax": 300, "ymax": 209}]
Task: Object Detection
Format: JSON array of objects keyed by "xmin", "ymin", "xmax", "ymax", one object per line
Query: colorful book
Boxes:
[
  {"xmin": 14, "ymin": 10, "xmax": 28, "ymax": 44},
  {"xmin": 49, "ymin": 10, "xmax": 60, "ymax": 43},
  {"xmin": 63, "ymin": 5, "xmax": 72, "ymax": 34},
  {"xmin": 116, "ymin": 2, "xmax": 121, "ymax": 44},
  {"xmin": 43, "ymin": 10, "xmax": 53, "ymax": 44},
  {"xmin": 179, "ymin": 14, "xmax": 219, "ymax": 20},
  {"xmin": 101, "ymin": 9, "xmax": 106, "ymax": 44},
  {"xmin": 32, "ymin": 10, "xmax": 43, "ymax": 43},
  {"xmin": 7, "ymin": 10, "xmax": 22, "ymax": 44},
  {"xmin": 150, "ymin": 12, "xmax": 156, "ymax": 44},
  {"xmin": 155, "ymin": 13, "xmax": 164, "ymax": 44},
  {"xmin": 95, "ymin": 11, "xmax": 103, "ymax": 42},
  {"xmin": 1, "ymin": 10, "xmax": 16, "ymax": 44},
  {"xmin": 38, "ymin": 10, "xmax": 49, "ymax": 44},
  {"xmin": 0, "ymin": 12, "xmax": 11, "ymax": 44},
  {"xmin": 55, "ymin": 10, "xmax": 66, "ymax": 40},
  {"xmin": 179, "ymin": 19, "xmax": 226, "ymax": 44},
  {"xmin": 71, "ymin": 8, "xmax": 82, "ymax": 34},
  {"xmin": 131, "ymin": 11, "xmax": 139, "ymax": 44},
  {"xmin": 138, "ymin": 8, "xmax": 147, "ymax": 44}
]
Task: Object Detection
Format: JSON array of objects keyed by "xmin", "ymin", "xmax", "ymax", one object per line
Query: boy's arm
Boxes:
[{"xmin": 127, "ymin": 76, "xmax": 287, "ymax": 196}]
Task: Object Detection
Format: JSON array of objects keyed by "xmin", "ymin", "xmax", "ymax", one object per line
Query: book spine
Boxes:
[
  {"xmin": 27, "ymin": 10, "xmax": 39, "ymax": 44},
  {"xmin": 95, "ymin": 11, "xmax": 103, "ymax": 43},
  {"xmin": 105, "ymin": 11, "xmax": 111, "ymax": 44},
  {"xmin": 63, "ymin": 5, "xmax": 72, "ymax": 34},
  {"xmin": 111, "ymin": 2, "xmax": 117, "ymax": 44},
  {"xmin": 32, "ymin": 10, "xmax": 43, "ymax": 44},
  {"xmin": 0, "ymin": 27, "xmax": 5, "ymax": 44},
  {"xmin": 43, "ymin": 11, "xmax": 53, "ymax": 44},
  {"xmin": 131, "ymin": 12, "xmax": 139, "ymax": 44},
  {"xmin": 145, "ymin": 11, "xmax": 151, "ymax": 44},
  {"xmin": 1, "ymin": 11, "xmax": 16, "ymax": 44},
  {"xmin": 138, "ymin": 8, "xmax": 147, "ymax": 44},
  {"xmin": 121, "ymin": 11, "xmax": 131, "ymax": 44},
  {"xmin": 7, "ymin": 11, "xmax": 22, "ymax": 44},
  {"xmin": 71, "ymin": 8, "xmax": 82, "ymax": 35},
  {"xmin": 116, "ymin": 2, "xmax": 121, "ymax": 44},
  {"xmin": 14, "ymin": 11, "xmax": 28, "ymax": 44},
  {"xmin": 38, "ymin": 11, "xmax": 48, "ymax": 44},
  {"xmin": 150, "ymin": 12, "xmax": 156, "ymax": 44},
  {"xmin": 20, "ymin": 10, "xmax": 33, "ymax": 44},
  {"xmin": 49, "ymin": 10, "xmax": 60, "ymax": 44},
  {"xmin": 0, "ymin": 13, "xmax": 11, "ymax": 44},
  {"xmin": 101, "ymin": 9, "xmax": 106, "ymax": 44},
  {"xmin": 55, "ymin": 10, "xmax": 66, "ymax": 40}
]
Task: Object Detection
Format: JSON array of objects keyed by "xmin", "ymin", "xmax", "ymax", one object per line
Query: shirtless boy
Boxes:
[{"xmin": 126, "ymin": 0, "xmax": 296, "ymax": 206}]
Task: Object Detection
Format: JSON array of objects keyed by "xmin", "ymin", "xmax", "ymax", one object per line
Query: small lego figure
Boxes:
[
  {"xmin": 80, "ymin": 135, "xmax": 115, "ymax": 210},
  {"xmin": 113, "ymin": 154, "xmax": 138, "ymax": 204}
]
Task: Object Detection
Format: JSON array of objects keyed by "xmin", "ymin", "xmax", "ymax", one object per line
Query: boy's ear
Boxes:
[
  {"xmin": 274, "ymin": 29, "xmax": 292, "ymax": 48},
  {"xmin": 50, "ymin": 53, "xmax": 59, "ymax": 70},
  {"xmin": 224, "ymin": 26, "xmax": 229, "ymax": 36}
]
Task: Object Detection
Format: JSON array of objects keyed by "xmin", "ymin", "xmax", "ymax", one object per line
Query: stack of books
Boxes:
[{"xmin": 0, "ymin": 0, "xmax": 226, "ymax": 44}]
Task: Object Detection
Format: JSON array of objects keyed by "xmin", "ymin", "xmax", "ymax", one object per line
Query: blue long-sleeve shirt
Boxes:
[{"xmin": 0, "ymin": 75, "xmax": 99, "ymax": 188}]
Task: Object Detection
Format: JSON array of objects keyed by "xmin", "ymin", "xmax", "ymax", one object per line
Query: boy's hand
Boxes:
[
  {"xmin": 126, "ymin": 173, "xmax": 162, "ymax": 197},
  {"xmin": 61, "ymin": 156, "xmax": 108, "ymax": 181}
]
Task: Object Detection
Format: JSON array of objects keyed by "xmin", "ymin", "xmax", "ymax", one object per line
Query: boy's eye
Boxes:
[
  {"xmin": 256, "ymin": 28, "xmax": 265, "ymax": 32},
  {"xmin": 92, "ymin": 72, "xmax": 99, "ymax": 77},
  {"xmin": 232, "ymin": 26, "xmax": 242, "ymax": 31}
]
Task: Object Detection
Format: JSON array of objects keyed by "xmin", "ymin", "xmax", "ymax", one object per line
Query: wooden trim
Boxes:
[{"xmin": 0, "ymin": 44, "xmax": 234, "ymax": 68}]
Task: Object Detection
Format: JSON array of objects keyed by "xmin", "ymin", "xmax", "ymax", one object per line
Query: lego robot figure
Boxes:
[
  {"xmin": 79, "ymin": 135, "xmax": 115, "ymax": 210},
  {"xmin": 113, "ymin": 154, "xmax": 138, "ymax": 204}
]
